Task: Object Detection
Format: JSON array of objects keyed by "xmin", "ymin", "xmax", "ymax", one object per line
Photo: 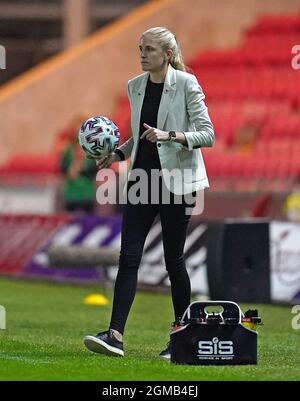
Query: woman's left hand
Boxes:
[{"xmin": 140, "ymin": 123, "xmax": 169, "ymax": 142}]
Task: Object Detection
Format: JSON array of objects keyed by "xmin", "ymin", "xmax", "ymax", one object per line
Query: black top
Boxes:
[
  {"xmin": 133, "ymin": 76, "xmax": 164, "ymax": 172},
  {"xmin": 116, "ymin": 77, "xmax": 164, "ymax": 166}
]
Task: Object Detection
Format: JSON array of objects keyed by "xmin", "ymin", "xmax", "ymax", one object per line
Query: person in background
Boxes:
[
  {"xmin": 54, "ymin": 115, "xmax": 87, "ymax": 155},
  {"xmin": 229, "ymin": 118, "xmax": 261, "ymax": 155},
  {"xmin": 60, "ymin": 120, "xmax": 98, "ymax": 214},
  {"xmin": 283, "ymin": 173, "xmax": 300, "ymax": 223}
]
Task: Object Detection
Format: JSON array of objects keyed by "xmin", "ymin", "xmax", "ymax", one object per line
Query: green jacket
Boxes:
[{"xmin": 61, "ymin": 146, "xmax": 98, "ymax": 203}]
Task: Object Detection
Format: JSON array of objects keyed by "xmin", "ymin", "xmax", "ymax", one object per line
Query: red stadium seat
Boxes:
[{"xmin": 4, "ymin": 153, "xmax": 60, "ymax": 174}]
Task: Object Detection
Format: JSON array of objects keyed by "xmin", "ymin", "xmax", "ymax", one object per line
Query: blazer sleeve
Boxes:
[
  {"xmin": 183, "ymin": 74, "xmax": 215, "ymax": 151},
  {"xmin": 115, "ymin": 81, "xmax": 134, "ymax": 160}
]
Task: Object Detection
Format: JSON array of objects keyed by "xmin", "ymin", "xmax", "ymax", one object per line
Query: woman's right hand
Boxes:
[{"xmin": 94, "ymin": 152, "xmax": 121, "ymax": 169}]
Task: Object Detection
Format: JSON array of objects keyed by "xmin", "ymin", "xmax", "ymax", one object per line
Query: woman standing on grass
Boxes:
[{"xmin": 84, "ymin": 27, "xmax": 214, "ymax": 359}]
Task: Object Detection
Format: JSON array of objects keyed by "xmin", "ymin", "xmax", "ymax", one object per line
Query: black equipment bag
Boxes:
[{"xmin": 170, "ymin": 301, "xmax": 261, "ymax": 365}]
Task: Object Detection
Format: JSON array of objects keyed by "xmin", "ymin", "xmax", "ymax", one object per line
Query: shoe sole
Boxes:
[
  {"xmin": 159, "ymin": 354, "xmax": 171, "ymax": 360},
  {"xmin": 83, "ymin": 336, "xmax": 124, "ymax": 357}
]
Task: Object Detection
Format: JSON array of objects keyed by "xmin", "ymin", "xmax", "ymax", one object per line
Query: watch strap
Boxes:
[
  {"xmin": 114, "ymin": 148, "xmax": 125, "ymax": 161},
  {"xmin": 168, "ymin": 131, "xmax": 176, "ymax": 141}
]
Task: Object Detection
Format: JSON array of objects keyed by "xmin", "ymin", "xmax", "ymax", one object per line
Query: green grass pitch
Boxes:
[{"xmin": 0, "ymin": 277, "xmax": 299, "ymax": 381}]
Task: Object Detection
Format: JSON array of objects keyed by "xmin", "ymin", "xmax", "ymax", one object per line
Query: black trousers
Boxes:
[{"xmin": 109, "ymin": 177, "xmax": 196, "ymax": 334}]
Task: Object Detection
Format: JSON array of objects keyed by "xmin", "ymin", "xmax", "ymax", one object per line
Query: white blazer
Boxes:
[{"xmin": 118, "ymin": 64, "xmax": 214, "ymax": 196}]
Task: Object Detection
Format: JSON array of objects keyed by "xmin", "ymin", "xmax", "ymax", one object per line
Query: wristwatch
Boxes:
[
  {"xmin": 168, "ymin": 131, "xmax": 176, "ymax": 141},
  {"xmin": 114, "ymin": 148, "xmax": 125, "ymax": 161}
]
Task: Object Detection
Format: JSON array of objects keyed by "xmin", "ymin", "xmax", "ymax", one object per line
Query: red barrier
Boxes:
[{"xmin": 0, "ymin": 214, "xmax": 70, "ymax": 275}]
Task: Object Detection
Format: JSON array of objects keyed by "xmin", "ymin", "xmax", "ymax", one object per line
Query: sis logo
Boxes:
[{"xmin": 198, "ymin": 337, "xmax": 234, "ymax": 359}]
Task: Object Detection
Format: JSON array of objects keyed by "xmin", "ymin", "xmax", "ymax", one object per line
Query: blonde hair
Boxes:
[{"xmin": 142, "ymin": 27, "xmax": 186, "ymax": 71}]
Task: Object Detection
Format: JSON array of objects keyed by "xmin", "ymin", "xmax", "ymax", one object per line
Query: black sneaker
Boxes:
[
  {"xmin": 159, "ymin": 341, "xmax": 171, "ymax": 360},
  {"xmin": 83, "ymin": 330, "xmax": 124, "ymax": 357}
]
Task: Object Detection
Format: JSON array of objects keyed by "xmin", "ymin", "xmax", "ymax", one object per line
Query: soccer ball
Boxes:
[{"xmin": 78, "ymin": 116, "xmax": 120, "ymax": 158}]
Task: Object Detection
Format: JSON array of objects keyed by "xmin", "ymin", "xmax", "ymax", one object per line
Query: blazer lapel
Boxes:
[
  {"xmin": 130, "ymin": 65, "xmax": 177, "ymax": 136},
  {"xmin": 157, "ymin": 64, "xmax": 176, "ymax": 129},
  {"xmin": 131, "ymin": 73, "xmax": 148, "ymax": 140}
]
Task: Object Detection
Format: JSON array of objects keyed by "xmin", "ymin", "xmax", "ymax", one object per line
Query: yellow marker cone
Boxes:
[{"xmin": 84, "ymin": 293, "xmax": 109, "ymax": 306}]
